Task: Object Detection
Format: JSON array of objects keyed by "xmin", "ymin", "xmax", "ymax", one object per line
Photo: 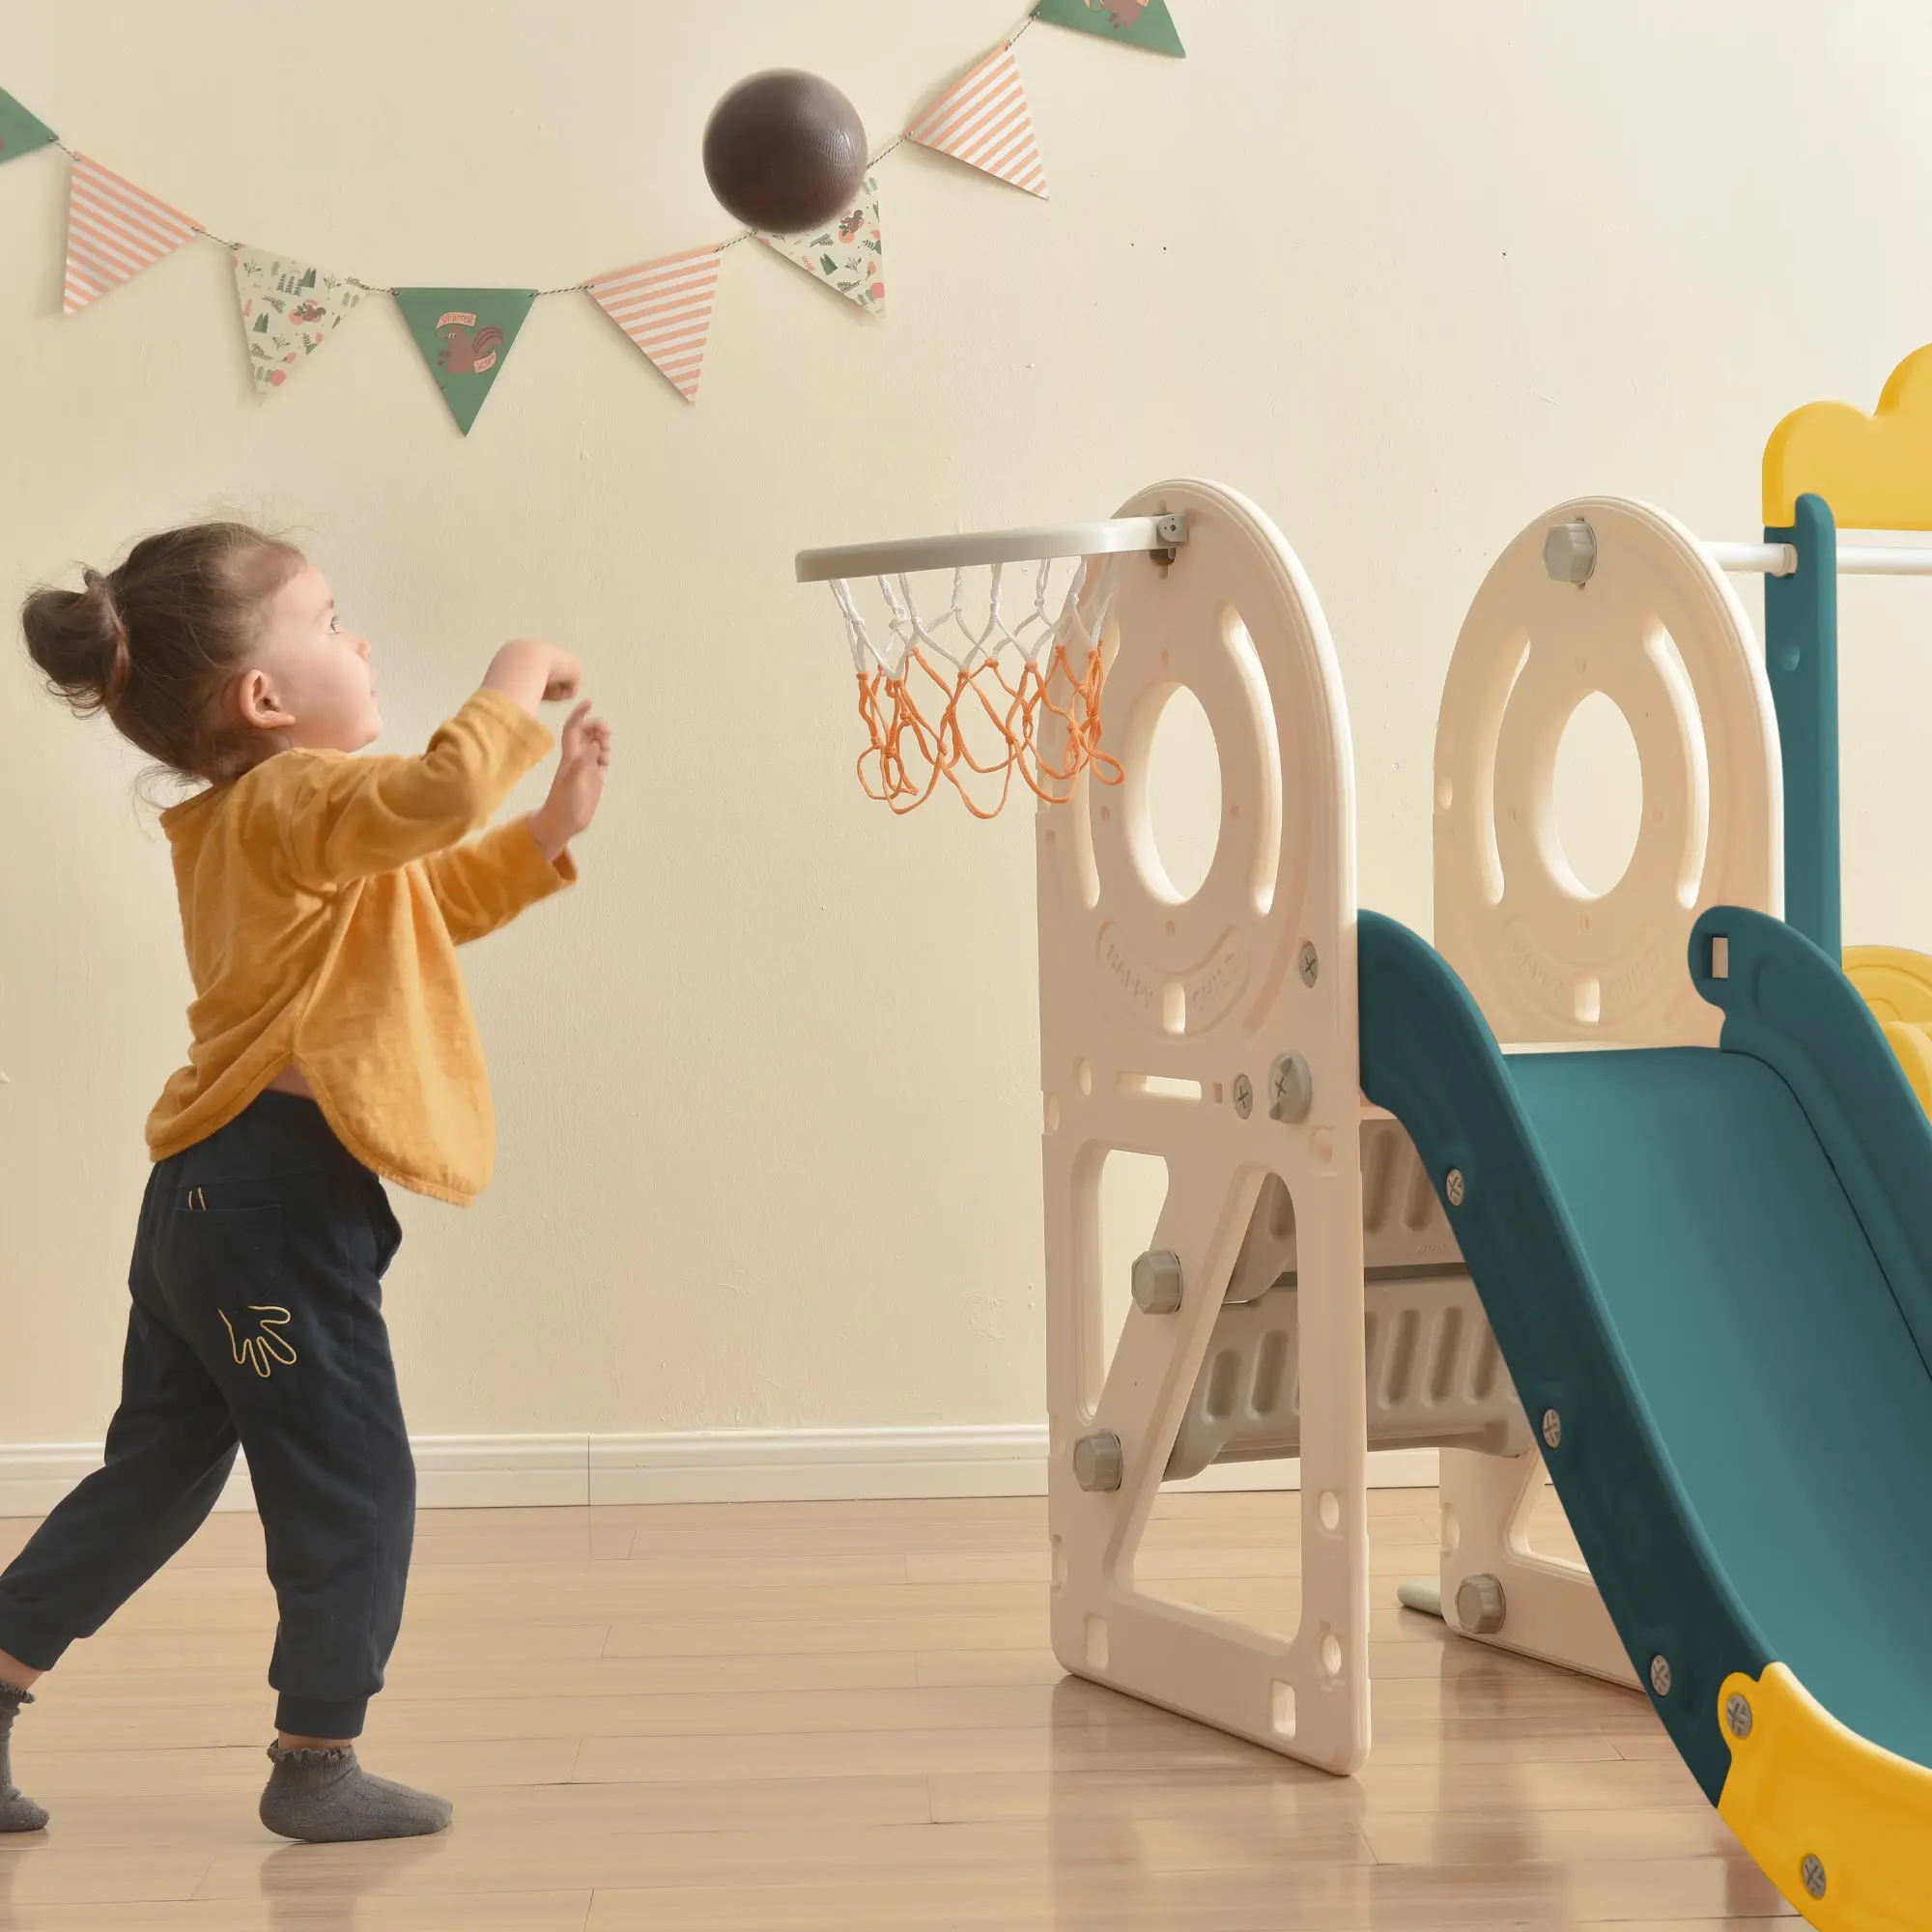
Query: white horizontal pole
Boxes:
[
  {"xmin": 1707, "ymin": 540, "xmax": 1932, "ymax": 578},
  {"xmin": 1708, "ymin": 542, "xmax": 1797, "ymax": 576},
  {"xmin": 1838, "ymin": 546, "xmax": 1932, "ymax": 575}
]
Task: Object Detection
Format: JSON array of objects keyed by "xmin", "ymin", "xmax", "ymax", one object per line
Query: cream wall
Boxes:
[{"xmin": 4, "ymin": 0, "xmax": 1932, "ymax": 1446}]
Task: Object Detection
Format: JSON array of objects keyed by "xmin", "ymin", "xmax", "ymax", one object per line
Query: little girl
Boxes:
[{"xmin": 1, "ymin": 521, "xmax": 609, "ymax": 1842}]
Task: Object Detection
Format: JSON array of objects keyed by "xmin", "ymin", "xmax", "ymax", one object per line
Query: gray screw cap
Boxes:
[
  {"xmin": 1543, "ymin": 520, "xmax": 1597, "ymax": 584},
  {"xmin": 1072, "ymin": 1432, "xmax": 1123, "ymax": 1492},
  {"xmin": 1454, "ymin": 1572, "xmax": 1507, "ymax": 1634},
  {"xmin": 1130, "ymin": 1249, "xmax": 1183, "ymax": 1314},
  {"xmin": 1268, "ymin": 1052, "xmax": 1313, "ymax": 1124}
]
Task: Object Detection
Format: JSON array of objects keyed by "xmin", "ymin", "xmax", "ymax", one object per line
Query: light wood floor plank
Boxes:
[{"xmin": 0, "ymin": 1491, "xmax": 1795, "ymax": 1930}]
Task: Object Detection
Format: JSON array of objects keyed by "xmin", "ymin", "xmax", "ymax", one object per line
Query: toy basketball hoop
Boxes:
[{"xmin": 796, "ymin": 514, "xmax": 1188, "ymax": 817}]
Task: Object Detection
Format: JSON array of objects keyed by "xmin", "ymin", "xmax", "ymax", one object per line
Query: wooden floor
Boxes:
[{"xmin": 0, "ymin": 1487, "xmax": 1795, "ymax": 1930}]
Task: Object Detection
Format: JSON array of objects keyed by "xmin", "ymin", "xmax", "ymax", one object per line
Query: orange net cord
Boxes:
[{"xmin": 855, "ymin": 635, "xmax": 1123, "ymax": 819}]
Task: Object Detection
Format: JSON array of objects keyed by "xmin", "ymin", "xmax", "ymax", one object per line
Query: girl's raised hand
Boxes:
[
  {"xmin": 483, "ymin": 639, "xmax": 584, "ymax": 714},
  {"xmin": 542, "ymin": 652, "xmax": 584, "ymax": 704}
]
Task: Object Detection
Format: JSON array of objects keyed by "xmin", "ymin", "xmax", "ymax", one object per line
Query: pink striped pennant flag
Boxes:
[
  {"xmin": 64, "ymin": 154, "xmax": 201, "ymax": 315},
  {"xmin": 906, "ymin": 43, "xmax": 1048, "ymax": 199},
  {"xmin": 585, "ymin": 246, "xmax": 723, "ymax": 403}
]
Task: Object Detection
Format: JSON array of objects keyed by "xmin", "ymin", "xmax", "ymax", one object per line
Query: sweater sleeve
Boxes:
[
  {"xmin": 419, "ymin": 818, "xmax": 578, "ymax": 946},
  {"xmin": 284, "ymin": 690, "xmax": 554, "ymax": 889}
]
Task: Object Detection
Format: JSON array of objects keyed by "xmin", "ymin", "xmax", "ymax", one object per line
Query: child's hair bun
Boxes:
[
  {"xmin": 21, "ymin": 522, "xmax": 304, "ymax": 782},
  {"xmin": 21, "ymin": 565, "xmax": 132, "ymax": 717}
]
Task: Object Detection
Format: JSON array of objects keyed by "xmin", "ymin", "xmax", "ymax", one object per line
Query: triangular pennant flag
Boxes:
[
  {"xmin": 585, "ymin": 246, "xmax": 722, "ymax": 403},
  {"xmin": 0, "ymin": 87, "xmax": 57, "ymax": 168},
  {"xmin": 907, "ymin": 43, "xmax": 1048, "ymax": 198},
  {"xmin": 63, "ymin": 154, "xmax": 200, "ymax": 315},
  {"xmin": 1032, "ymin": 0, "xmax": 1185, "ymax": 57},
  {"xmin": 759, "ymin": 178, "xmax": 885, "ymax": 316},
  {"xmin": 232, "ymin": 247, "xmax": 366, "ymax": 394},
  {"xmin": 393, "ymin": 288, "xmax": 536, "ymax": 435}
]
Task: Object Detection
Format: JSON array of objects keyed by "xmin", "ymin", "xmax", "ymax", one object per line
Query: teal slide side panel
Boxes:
[
  {"xmin": 1357, "ymin": 912, "xmax": 1763, "ymax": 1803},
  {"xmin": 1763, "ymin": 494, "xmax": 1839, "ymax": 958},
  {"xmin": 1690, "ymin": 904, "xmax": 1932, "ymax": 1372}
]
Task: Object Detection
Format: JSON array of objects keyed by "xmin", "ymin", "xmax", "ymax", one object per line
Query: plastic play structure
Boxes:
[
  {"xmin": 797, "ymin": 345, "xmax": 1932, "ymax": 1929},
  {"xmin": 1774, "ymin": 344, "xmax": 1932, "ymax": 1109}
]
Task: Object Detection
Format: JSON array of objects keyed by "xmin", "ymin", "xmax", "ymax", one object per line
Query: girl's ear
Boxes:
[{"xmin": 232, "ymin": 667, "xmax": 297, "ymax": 734}]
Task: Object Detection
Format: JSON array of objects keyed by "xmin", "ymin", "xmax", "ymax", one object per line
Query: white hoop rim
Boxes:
[{"xmin": 794, "ymin": 515, "xmax": 1183, "ymax": 583}]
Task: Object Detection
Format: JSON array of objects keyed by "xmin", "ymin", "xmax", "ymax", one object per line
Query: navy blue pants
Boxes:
[{"xmin": 0, "ymin": 1094, "xmax": 415, "ymax": 1739}]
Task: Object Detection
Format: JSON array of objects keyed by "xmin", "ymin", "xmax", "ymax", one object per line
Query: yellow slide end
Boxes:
[
  {"xmin": 1719, "ymin": 1663, "xmax": 1932, "ymax": 1929},
  {"xmin": 1843, "ymin": 947, "xmax": 1932, "ymax": 1113}
]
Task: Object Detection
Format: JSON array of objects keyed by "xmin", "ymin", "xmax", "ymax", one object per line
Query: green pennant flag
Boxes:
[
  {"xmin": 393, "ymin": 287, "xmax": 536, "ymax": 436},
  {"xmin": 0, "ymin": 87, "xmax": 57, "ymax": 167},
  {"xmin": 1033, "ymin": 0, "xmax": 1184, "ymax": 56}
]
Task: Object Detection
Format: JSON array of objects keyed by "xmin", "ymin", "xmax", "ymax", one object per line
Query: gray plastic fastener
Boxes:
[
  {"xmin": 1649, "ymin": 1654, "xmax": 1673, "ymax": 1698},
  {"xmin": 1802, "ymin": 1855, "xmax": 1827, "ymax": 1900},
  {"xmin": 1543, "ymin": 520, "xmax": 1597, "ymax": 585},
  {"xmin": 1233, "ymin": 1074, "xmax": 1254, "ymax": 1119},
  {"xmin": 1454, "ymin": 1572, "xmax": 1507, "ymax": 1635},
  {"xmin": 1542, "ymin": 1407, "xmax": 1563, "ymax": 1450},
  {"xmin": 1725, "ymin": 1691, "xmax": 1753, "ymax": 1740},
  {"xmin": 1267, "ymin": 1052, "xmax": 1314, "ymax": 1125},
  {"xmin": 1072, "ymin": 1432, "xmax": 1123, "ymax": 1492},
  {"xmin": 1130, "ymin": 1249, "xmax": 1184, "ymax": 1315},
  {"xmin": 1298, "ymin": 942, "xmax": 1320, "ymax": 987}
]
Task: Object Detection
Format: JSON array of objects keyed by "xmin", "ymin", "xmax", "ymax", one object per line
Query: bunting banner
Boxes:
[
  {"xmin": 908, "ymin": 43, "xmax": 1047, "ymax": 199},
  {"xmin": 394, "ymin": 288, "xmax": 536, "ymax": 435},
  {"xmin": 1033, "ymin": 0, "xmax": 1185, "ymax": 57},
  {"xmin": 0, "ymin": 5, "xmax": 1179, "ymax": 428},
  {"xmin": 64, "ymin": 153, "xmax": 200, "ymax": 315},
  {"xmin": 760, "ymin": 178, "xmax": 885, "ymax": 315},
  {"xmin": 586, "ymin": 246, "xmax": 722, "ymax": 403},
  {"xmin": 0, "ymin": 87, "xmax": 55, "ymax": 168},
  {"xmin": 232, "ymin": 248, "xmax": 365, "ymax": 393}
]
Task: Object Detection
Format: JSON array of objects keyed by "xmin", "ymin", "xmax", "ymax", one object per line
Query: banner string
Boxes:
[{"xmin": 43, "ymin": 9, "xmax": 1041, "ymax": 295}]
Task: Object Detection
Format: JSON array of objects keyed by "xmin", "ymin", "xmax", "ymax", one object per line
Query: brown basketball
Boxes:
[{"xmin": 702, "ymin": 71, "xmax": 867, "ymax": 235}]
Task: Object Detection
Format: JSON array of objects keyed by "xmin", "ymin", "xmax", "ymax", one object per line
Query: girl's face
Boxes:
[{"xmin": 238, "ymin": 561, "xmax": 382, "ymax": 756}]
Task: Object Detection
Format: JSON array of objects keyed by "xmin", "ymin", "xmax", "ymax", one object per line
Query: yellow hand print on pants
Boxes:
[{"xmin": 219, "ymin": 1306, "xmax": 298, "ymax": 1379}]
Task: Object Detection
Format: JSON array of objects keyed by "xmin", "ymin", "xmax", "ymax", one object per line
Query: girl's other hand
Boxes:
[{"xmin": 527, "ymin": 702, "xmax": 611, "ymax": 860}]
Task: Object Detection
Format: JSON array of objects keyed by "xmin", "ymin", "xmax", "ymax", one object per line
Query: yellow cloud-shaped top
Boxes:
[{"xmin": 1764, "ymin": 343, "xmax": 1932, "ymax": 528}]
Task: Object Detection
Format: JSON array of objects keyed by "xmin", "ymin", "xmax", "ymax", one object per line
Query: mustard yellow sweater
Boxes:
[{"xmin": 147, "ymin": 689, "xmax": 574, "ymax": 1204}]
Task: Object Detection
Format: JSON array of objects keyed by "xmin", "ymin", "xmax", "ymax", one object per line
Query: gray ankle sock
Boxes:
[
  {"xmin": 259, "ymin": 1743, "xmax": 451, "ymax": 1843},
  {"xmin": 0, "ymin": 1688, "xmax": 48, "ymax": 1833}
]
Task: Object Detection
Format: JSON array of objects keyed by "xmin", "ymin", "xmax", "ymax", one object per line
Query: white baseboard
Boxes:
[{"xmin": 0, "ymin": 1429, "xmax": 1440, "ymax": 1517}]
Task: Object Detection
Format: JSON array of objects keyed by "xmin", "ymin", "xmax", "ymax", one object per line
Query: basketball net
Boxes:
[{"xmin": 825, "ymin": 554, "xmax": 1126, "ymax": 818}]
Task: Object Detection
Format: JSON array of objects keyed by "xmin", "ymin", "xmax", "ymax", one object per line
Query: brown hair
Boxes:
[{"xmin": 21, "ymin": 521, "xmax": 305, "ymax": 784}]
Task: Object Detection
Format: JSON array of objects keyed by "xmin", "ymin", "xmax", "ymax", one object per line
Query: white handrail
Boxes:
[
  {"xmin": 1707, "ymin": 542, "xmax": 1797, "ymax": 577},
  {"xmin": 1706, "ymin": 541, "xmax": 1932, "ymax": 579}
]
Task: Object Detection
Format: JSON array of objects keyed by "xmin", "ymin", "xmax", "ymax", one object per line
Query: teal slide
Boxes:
[{"xmin": 1359, "ymin": 903, "xmax": 1932, "ymax": 1917}]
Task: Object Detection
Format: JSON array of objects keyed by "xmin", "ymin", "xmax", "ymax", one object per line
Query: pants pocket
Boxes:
[{"xmin": 153, "ymin": 1196, "xmax": 296, "ymax": 1384}]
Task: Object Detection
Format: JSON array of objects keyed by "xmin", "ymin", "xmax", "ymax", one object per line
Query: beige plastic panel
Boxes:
[
  {"xmin": 1037, "ymin": 479, "xmax": 1371, "ymax": 1774},
  {"xmin": 1435, "ymin": 497, "xmax": 1782, "ymax": 1046},
  {"xmin": 1164, "ymin": 1264, "xmax": 1530, "ymax": 1480},
  {"xmin": 1424, "ymin": 497, "xmax": 1784, "ymax": 1689},
  {"xmin": 1169, "ymin": 1118, "xmax": 1530, "ymax": 1477},
  {"xmin": 1223, "ymin": 1115, "xmax": 1463, "ymax": 1299}
]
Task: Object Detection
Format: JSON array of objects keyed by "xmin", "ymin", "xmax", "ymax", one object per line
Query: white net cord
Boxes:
[{"xmin": 826, "ymin": 553, "xmax": 1126, "ymax": 817}]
